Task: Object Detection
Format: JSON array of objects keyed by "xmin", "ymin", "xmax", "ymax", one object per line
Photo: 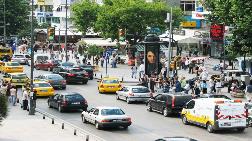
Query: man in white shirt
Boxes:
[
  {"xmin": 10, "ymin": 87, "xmax": 17, "ymax": 106},
  {"xmin": 200, "ymin": 70, "xmax": 208, "ymax": 80},
  {"xmin": 138, "ymin": 63, "xmax": 145, "ymax": 78}
]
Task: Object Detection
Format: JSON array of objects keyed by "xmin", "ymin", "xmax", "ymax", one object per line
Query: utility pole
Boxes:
[
  {"xmin": 167, "ymin": 8, "xmax": 173, "ymax": 77},
  {"xmin": 3, "ymin": 0, "xmax": 6, "ymax": 44},
  {"xmin": 65, "ymin": 0, "xmax": 68, "ymax": 62},
  {"xmin": 29, "ymin": 0, "xmax": 35, "ymax": 115}
]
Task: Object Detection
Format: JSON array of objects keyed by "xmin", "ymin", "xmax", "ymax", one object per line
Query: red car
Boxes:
[{"xmin": 35, "ymin": 60, "xmax": 54, "ymax": 71}]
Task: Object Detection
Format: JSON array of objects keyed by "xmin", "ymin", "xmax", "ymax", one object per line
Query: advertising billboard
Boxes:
[{"xmin": 145, "ymin": 44, "xmax": 160, "ymax": 76}]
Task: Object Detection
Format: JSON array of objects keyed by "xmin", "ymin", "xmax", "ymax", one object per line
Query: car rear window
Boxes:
[
  {"xmin": 37, "ymin": 56, "xmax": 49, "ymax": 61},
  {"xmin": 34, "ymin": 83, "xmax": 51, "ymax": 88},
  {"xmin": 103, "ymin": 79, "xmax": 119, "ymax": 84},
  {"xmin": 12, "ymin": 74, "xmax": 27, "ymax": 79},
  {"xmin": 65, "ymin": 94, "xmax": 84, "ymax": 101},
  {"xmin": 101, "ymin": 109, "xmax": 125, "ymax": 116},
  {"xmin": 47, "ymin": 75, "xmax": 63, "ymax": 79},
  {"xmin": 6, "ymin": 62, "xmax": 20, "ymax": 66},
  {"xmin": 132, "ymin": 87, "xmax": 150, "ymax": 93},
  {"xmin": 14, "ymin": 55, "xmax": 24, "ymax": 58}
]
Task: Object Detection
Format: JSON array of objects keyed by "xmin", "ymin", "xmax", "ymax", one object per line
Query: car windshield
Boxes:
[
  {"xmin": 103, "ymin": 79, "xmax": 119, "ymax": 84},
  {"xmin": 65, "ymin": 94, "xmax": 84, "ymax": 101},
  {"xmin": 132, "ymin": 87, "xmax": 150, "ymax": 93},
  {"xmin": 12, "ymin": 74, "xmax": 27, "ymax": 79},
  {"xmin": 47, "ymin": 75, "xmax": 63, "ymax": 79},
  {"xmin": 101, "ymin": 109, "xmax": 125, "ymax": 116},
  {"xmin": 14, "ymin": 55, "xmax": 24, "ymax": 58},
  {"xmin": 34, "ymin": 83, "xmax": 51, "ymax": 88},
  {"xmin": 62, "ymin": 62, "xmax": 74, "ymax": 67},
  {"xmin": 6, "ymin": 62, "xmax": 20, "ymax": 66}
]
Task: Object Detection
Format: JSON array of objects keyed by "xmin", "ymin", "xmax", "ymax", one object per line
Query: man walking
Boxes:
[{"xmin": 131, "ymin": 66, "xmax": 137, "ymax": 79}]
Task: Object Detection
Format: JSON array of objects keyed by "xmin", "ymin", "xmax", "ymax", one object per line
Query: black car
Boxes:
[
  {"xmin": 75, "ymin": 64, "xmax": 94, "ymax": 80},
  {"xmin": 59, "ymin": 68, "xmax": 89, "ymax": 84},
  {"xmin": 147, "ymin": 93, "xmax": 192, "ymax": 116},
  {"xmin": 48, "ymin": 92, "xmax": 88, "ymax": 112}
]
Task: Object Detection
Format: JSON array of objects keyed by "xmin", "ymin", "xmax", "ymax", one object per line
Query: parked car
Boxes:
[
  {"xmin": 75, "ymin": 64, "xmax": 94, "ymax": 80},
  {"xmin": 116, "ymin": 86, "xmax": 151, "ymax": 104},
  {"xmin": 35, "ymin": 74, "xmax": 66, "ymax": 89},
  {"xmin": 59, "ymin": 68, "xmax": 89, "ymax": 84},
  {"xmin": 147, "ymin": 93, "xmax": 192, "ymax": 116},
  {"xmin": 35, "ymin": 60, "xmax": 54, "ymax": 71},
  {"xmin": 81, "ymin": 106, "xmax": 131, "ymax": 129},
  {"xmin": 199, "ymin": 94, "xmax": 231, "ymax": 100},
  {"xmin": 98, "ymin": 77, "xmax": 122, "ymax": 93},
  {"xmin": 11, "ymin": 54, "xmax": 30, "ymax": 65},
  {"xmin": 48, "ymin": 92, "xmax": 88, "ymax": 112}
]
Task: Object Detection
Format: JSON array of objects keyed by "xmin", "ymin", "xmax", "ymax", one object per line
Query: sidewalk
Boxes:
[{"xmin": 0, "ymin": 105, "xmax": 94, "ymax": 141}]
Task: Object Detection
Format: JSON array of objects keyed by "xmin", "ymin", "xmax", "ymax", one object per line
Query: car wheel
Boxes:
[
  {"xmin": 237, "ymin": 128, "xmax": 245, "ymax": 132},
  {"xmin": 82, "ymin": 81, "xmax": 88, "ymax": 84},
  {"xmin": 95, "ymin": 121, "xmax": 101, "ymax": 130},
  {"xmin": 182, "ymin": 115, "xmax": 189, "ymax": 125},
  {"xmin": 123, "ymin": 126, "xmax": 128, "ymax": 129},
  {"xmin": 207, "ymin": 123, "xmax": 214, "ymax": 133},
  {"xmin": 48, "ymin": 102, "xmax": 52, "ymax": 108},
  {"xmin": 58, "ymin": 105, "xmax": 63, "ymax": 113},
  {"xmin": 147, "ymin": 102, "xmax": 152, "ymax": 112},
  {"xmin": 163, "ymin": 108, "xmax": 169, "ymax": 117},
  {"xmin": 116, "ymin": 94, "xmax": 120, "ymax": 100},
  {"xmin": 81, "ymin": 115, "xmax": 87, "ymax": 123},
  {"xmin": 126, "ymin": 98, "xmax": 131, "ymax": 104}
]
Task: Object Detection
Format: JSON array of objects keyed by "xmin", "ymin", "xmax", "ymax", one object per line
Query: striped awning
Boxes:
[{"xmin": 135, "ymin": 44, "xmax": 168, "ymax": 52}]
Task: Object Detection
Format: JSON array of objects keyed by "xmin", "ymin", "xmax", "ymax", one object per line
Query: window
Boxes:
[
  {"xmin": 47, "ymin": 75, "xmax": 63, "ymax": 79},
  {"xmin": 101, "ymin": 109, "xmax": 125, "ymax": 116},
  {"xmin": 93, "ymin": 109, "xmax": 99, "ymax": 115},
  {"xmin": 65, "ymin": 94, "xmax": 84, "ymax": 101},
  {"xmin": 6, "ymin": 62, "xmax": 20, "ymax": 66},
  {"xmin": 155, "ymin": 95, "xmax": 163, "ymax": 101},
  {"xmin": 186, "ymin": 100, "xmax": 195, "ymax": 109},
  {"xmin": 34, "ymin": 83, "xmax": 51, "ymax": 88},
  {"xmin": 132, "ymin": 87, "xmax": 150, "ymax": 93},
  {"xmin": 12, "ymin": 74, "xmax": 27, "ymax": 79},
  {"xmin": 180, "ymin": 0, "xmax": 195, "ymax": 11},
  {"xmin": 102, "ymin": 79, "xmax": 119, "ymax": 84}
]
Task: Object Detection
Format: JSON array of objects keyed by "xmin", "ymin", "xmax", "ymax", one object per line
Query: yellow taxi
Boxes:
[
  {"xmin": 98, "ymin": 77, "xmax": 122, "ymax": 93},
  {"xmin": 0, "ymin": 46, "xmax": 13, "ymax": 59},
  {"xmin": 33, "ymin": 81, "xmax": 54, "ymax": 97},
  {"xmin": 2, "ymin": 73, "xmax": 29, "ymax": 86},
  {"xmin": 0, "ymin": 62, "xmax": 23, "ymax": 74}
]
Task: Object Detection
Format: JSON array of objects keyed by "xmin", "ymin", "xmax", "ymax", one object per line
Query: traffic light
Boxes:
[
  {"xmin": 119, "ymin": 29, "xmax": 125, "ymax": 41},
  {"xmin": 47, "ymin": 27, "xmax": 55, "ymax": 41}
]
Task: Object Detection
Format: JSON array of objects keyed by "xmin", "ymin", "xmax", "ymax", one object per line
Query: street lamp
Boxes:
[
  {"xmin": 29, "ymin": 0, "xmax": 35, "ymax": 115},
  {"xmin": 65, "ymin": 0, "xmax": 68, "ymax": 62}
]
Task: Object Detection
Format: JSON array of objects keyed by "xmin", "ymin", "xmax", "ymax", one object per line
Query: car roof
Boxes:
[
  {"xmin": 102, "ymin": 77, "xmax": 119, "ymax": 80},
  {"xmin": 59, "ymin": 92, "xmax": 82, "ymax": 96},
  {"xmin": 8, "ymin": 73, "xmax": 26, "ymax": 75},
  {"xmin": 124, "ymin": 86, "xmax": 147, "ymax": 88},
  {"xmin": 96, "ymin": 106, "xmax": 121, "ymax": 109}
]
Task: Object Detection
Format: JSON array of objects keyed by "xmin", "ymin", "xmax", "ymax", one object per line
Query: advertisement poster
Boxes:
[{"xmin": 145, "ymin": 44, "xmax": 160, "ymax": 76}]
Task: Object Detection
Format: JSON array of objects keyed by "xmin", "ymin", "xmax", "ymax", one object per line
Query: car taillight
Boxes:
[
  {"xmin": 101, "ymin": 119, "xmax": 111, "ymax": 123},
  {"xmin": 62, "ymin": 100, "xmax": 68, "ymax": 106},
  {"xmin": 128, "ymin": 93, "xmax": 134, "ymax": 96},
  {"xmin": 68, "ymin": 74, "xmax": 75, "ymax": 77},
  {"xmin": 172, "ymin": 96, "xmax": 175, "ymax": 108}
]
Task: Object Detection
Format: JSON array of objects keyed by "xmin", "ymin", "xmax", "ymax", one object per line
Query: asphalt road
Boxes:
[{"xmin": 15, "ymin": 65, "xmax": 251, "ymax": 141}]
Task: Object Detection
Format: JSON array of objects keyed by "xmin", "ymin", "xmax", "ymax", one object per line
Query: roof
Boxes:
[{"xmin": 96, "ymin": 106, "xmax": 121, "ymax": 109}]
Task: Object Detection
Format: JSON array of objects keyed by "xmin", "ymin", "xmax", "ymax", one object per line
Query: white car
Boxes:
[
  {"xmin": 11, "ymin": 54, "xmax": 31, "ymax": 65},
  {"xmin": 116, "ymin": 86, "xmax": 151, "ymax": 104},
  {"xmin": 248, "ymin": 103, "xmax": 252, "ymax": 127},
  {"xmin": 81, "ymin": 106, "xmax": 132, "ymax": 130}
]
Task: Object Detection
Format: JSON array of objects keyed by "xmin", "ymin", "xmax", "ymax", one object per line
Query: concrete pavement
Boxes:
[{"xmin": 0, "ymin": 104, "xmax": 99, "ymax": 141}]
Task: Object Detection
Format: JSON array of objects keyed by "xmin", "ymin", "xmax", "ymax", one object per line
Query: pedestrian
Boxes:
[
  {"xmin": 10, "ymin": 86, "xmax": 17, "ymax": 106},
  {"xmin": 200, "ymin": 69, "xmax": 208, "ymax": 81},
  {"xmin": 61, "ymin": 53, "xmax": 64, "ymax": 60},
  {"xmin": 6, "ymin": 82, "xmax": 11, "ymax": 102},
  {"xmin": 131, "ymin": 66, "xmax": 137, "ymax": 79},
  {"xmin": 149, "ymin": 75, "xmax": 156, "ymax": 93},
  {"xmin": 175, "ymin": 78, "xmax": 182, "ymax": 92},
  {"xmin": 194, "ymin": 80, "xmax": 201, "ymax": 96},
  {"xmin": 181, "ymin": 57, "xmax": 186, "ymax": 70},
  {"xmin": 245, "ymin": 80, "xmax": 252, "ymax": 102},
  {"xmin": 209, "ymin": 77, "xmax": 215, "ymax": 93},
  {"xmin": 184, "ymin": 81, "xmax": 190, "ymax": 94},
  {"xmin": 22, "ymin": 89, "xmax": 29, "ymax": 110},
  {"xmin": 215, "ymin": 79, "xmax": 222, "ymax": 94},
  {"xmin": 138, "ymin": 62, "xmax": 145, "ymax": 79},
  {"xmin": 180, "ymin": 77, "xmax": 186, "ymax": 91},
  {"xmin": 82, "ymin": 57, "xmax": 87, "ymax": 64},
  {"xmin": 188, "ymin": 61, "xmax": 194, "ymax": 74},
  {"xmin": 200, "ymin": 80, "xmax": 208, "ymax": 94},
  {"xmin": 100, "ymin": 57, "xmax": 104, "ymax": 67}
]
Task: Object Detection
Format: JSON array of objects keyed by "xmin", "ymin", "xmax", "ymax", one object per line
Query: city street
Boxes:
[{"xmin": 19, "ymin": 64, "xmax": 252, "ymax": 141}]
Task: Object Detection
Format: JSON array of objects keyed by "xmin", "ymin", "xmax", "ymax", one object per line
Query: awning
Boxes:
[{"xmin": 135, "ymin": 44, "xmax": 168, "ymax": 52}]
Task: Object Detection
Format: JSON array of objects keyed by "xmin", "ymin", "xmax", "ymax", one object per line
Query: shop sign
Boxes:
[{"xmin": 210, "ymin": 24, "xmax": 225, "ymax": 41}]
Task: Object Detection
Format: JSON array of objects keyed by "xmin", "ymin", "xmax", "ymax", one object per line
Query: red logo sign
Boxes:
[{"xmin": 210, "ymin": 24, "xmax": 224, "ymax": 40}]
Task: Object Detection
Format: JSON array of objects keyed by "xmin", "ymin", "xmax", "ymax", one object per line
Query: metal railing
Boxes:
[{"xmin": 36, "ymin": 108, "xmax": 106, "ymax": 141}]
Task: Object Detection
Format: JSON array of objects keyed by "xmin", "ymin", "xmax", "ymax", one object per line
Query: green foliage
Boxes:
[
  {"xmin": 0, "ymin": 0, "xmax": 30, "ymax": 37},
  {"xmin": 87, "ymin": 44, "xmax": 104, "ymax": 57},
  {"xmin": 0, "ymin": 94, "xmax": 8, "ymax": 123},
  {"xmin": 205, "ymin": 0, "xmax": 252, "ymax": 56},
  {"xmin": 71, "ymin": 0, "xmax": 100, "ymax": 35},
  {"xmin": 72, "ymin": 0, "xmax": 183, "ymax": 44}
]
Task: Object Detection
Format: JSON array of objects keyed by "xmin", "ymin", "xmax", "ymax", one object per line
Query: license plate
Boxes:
[
  {"xmin": 108, "ymin": 86, "xmax": 114, "ymax": 88},
  {"xmin": 220, "ymin": 122, "xmax": 231, "ymax": 126},
  {"xmin": 113, "ymin": 119, "xmax": 120, "ymax": 122},
  {"xmin": 72, "ymin": 102, "xmax": 80, "ymax": 105},
  {"xmin": 41, "ymin": 90, "xmax": 48, "ymax": 92}
]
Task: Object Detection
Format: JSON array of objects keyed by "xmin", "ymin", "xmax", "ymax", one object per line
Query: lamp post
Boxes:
[
  {"xmin": 29, "ymin": 0, "xmax": 35, "ymax": 115},
  {"xmin": 3, "ymin": 0, "xmax": 6, "ymax": 44},
  {"xmin": 65, "ymin": 0, "xmax": 68, "ymax": 62},
  {"xmin": 166, "ymin": 8, "xmax": 173, "ymax": 77}
]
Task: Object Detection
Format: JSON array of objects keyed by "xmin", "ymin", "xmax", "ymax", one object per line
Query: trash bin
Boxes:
[{"xmin": 241, "ymin": 75, "xmax": 250, "ymax": 85}]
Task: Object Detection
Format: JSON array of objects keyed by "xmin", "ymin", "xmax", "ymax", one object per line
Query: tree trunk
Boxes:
[{"xmin": 93, "ymin": 56, "xmax": 95, "ymax": 66}]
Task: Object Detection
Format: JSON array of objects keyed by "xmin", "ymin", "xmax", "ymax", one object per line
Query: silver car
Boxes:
[
  {"xmin": 116, "ymin": 86, "xmax": 151, "ymax": 104},
  {"xmin": 11, "ymin": 54, "xmax": 30, "ymax": 65},
  {"xmin": 81, "ymin": 106, "xmax": 132, "ymax": 129}
]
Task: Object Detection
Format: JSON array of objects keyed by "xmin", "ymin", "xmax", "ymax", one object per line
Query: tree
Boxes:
[
  {"xmin": 87, "ymin": 44, "xmax": 104, "ymax": 65},
  {"xmin": 0, "ymin": 94, "xmax": 8, "ymax": 124},
  {"xmin": 71, "ymin": 0, "xmax": 100, "ymax": 35},
  {"xmin": 0, "ymin": 0, "xmax": 30, "ymax": 37}
]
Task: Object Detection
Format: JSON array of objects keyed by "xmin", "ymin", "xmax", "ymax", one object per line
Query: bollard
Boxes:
[
  {"xmin": 86, "ymin": 135, "xmax": 89, "ymax": 141},
  {"xmin": 122, "ymin": 77, "xmax": 124, "ymax": 82},
  {"xmin": 62, "ymin": 123, "xmax": 64, "ymax": 129},
  {"xmin": 74, "ymin": 129, "xmax": 77, "ymax": 135},
  {"xmin": 43, "ymin": 115, "xmax": 45, "ymax": 119},
  {"xmin": 101, "ymin": 74, "xmax": 103, "ymax": 79},
  {"xmin": 52, "ymin": 118, "xmax": 54, "ymax": 124},
  {"xmin": 95, "ymin": 73, "xmax": 96, "ymax": 77}
]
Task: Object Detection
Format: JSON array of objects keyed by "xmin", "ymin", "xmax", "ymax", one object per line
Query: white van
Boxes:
[
  {"xmin": 28, "ymin": 54, "xmax": 50, "ymax": 66},
  {"xmin": 181, "ymin": 98, "xmax": 248, "ymax": 133}
]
